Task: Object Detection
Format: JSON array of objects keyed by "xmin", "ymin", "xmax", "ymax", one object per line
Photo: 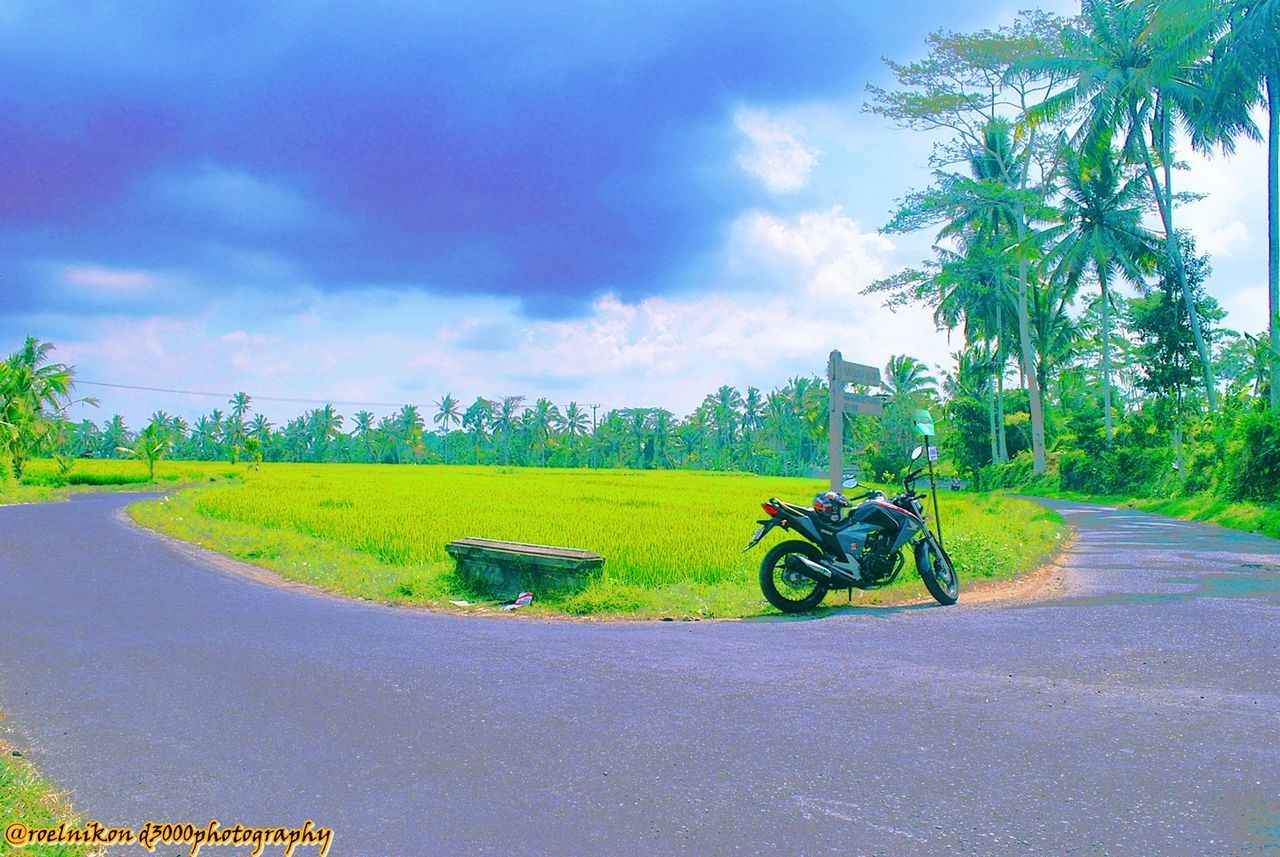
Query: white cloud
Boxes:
[
  {"xmin": 734, "ymin": 108, "xmax": 820, "ymax": 193},
  {"xmin": 57, "ymin": 207, "xmax": 955, "ymax": 428},
  {"xmin": 1177, "ymin": 139, "xmax": 1261, "ymax": 259},
  {"xmin": 61, "ymin": 265, "xmax": 156, "ymax": 292}
]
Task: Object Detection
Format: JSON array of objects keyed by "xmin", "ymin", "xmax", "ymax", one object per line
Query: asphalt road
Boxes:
[{"xmin": 2, "ymin": 493, "xmax": 1279, "ymax": 856}]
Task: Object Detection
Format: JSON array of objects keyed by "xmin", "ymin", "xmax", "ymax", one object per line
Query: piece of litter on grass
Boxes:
[
  {"xmin": 502, "ymin": 591, "xmax": 534, "ymax": 610},
  {"xmin": 448, "ymin": 600, "xmax": 470, "ymax": 607}
]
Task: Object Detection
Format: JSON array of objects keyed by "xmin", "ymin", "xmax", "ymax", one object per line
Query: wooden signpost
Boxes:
[{"xmin": 827, "ymin": 350, "xmax": 883, "ymax": 491}]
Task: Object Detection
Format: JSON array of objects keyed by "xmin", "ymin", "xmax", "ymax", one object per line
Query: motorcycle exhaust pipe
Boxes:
[{"xmin": 786, "ymin": 554, "xmax": 858, "ymax": 587}]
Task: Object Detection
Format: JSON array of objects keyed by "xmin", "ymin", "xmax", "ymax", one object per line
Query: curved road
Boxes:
[{"xmin": 2, "ymin": 493, "xmax": 1279, "ymax": 855}]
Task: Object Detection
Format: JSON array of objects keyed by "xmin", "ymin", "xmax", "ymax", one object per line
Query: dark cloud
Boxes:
[{"xmin": 0, "ymin": 0, "xmax": 938, "ymax": 318}]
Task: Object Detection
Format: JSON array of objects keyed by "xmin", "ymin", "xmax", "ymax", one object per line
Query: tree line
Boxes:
[{"xmin": 1, "ymin": 336, "xmax": 942, "ymax": 480}]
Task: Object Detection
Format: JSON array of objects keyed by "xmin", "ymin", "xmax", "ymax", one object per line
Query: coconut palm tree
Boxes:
[
  {"xmin": 1028, "ymin": 277, "xmax": 1082, "ymax": 416},
  {"xmin": 560, "ymin": 401, "xmax": 589, "ymax": 464},
  {"xmin": 945, "ymin": 345, "xmax": 1000, "ymax": 465},
  {"xmin": 883, "ymin": 355, "xmax": 938, "ymax": 403},
  {"xmin": 116, "ymin": 419, "xmax": 171, "ymax": 480},
  {"xmin": 493, "ymin": 396, "xmax": 524, "ymax": 465},
  {"xmin": 462, "ymin": 397, "xmax": 494, "ymax": 462},
  {"xmin": 1, "ymin": 337, "xmax": 88, "ymax": 479},
  {"xmin": 526, "ymin": 398, "xmax": 560, "ymax": 465},
  {"xmin": 1025, "ymin": 0, "xmax": 1221, "ymax": 408},
  {"xmin": 703, "ymin": 385, "xmax": 742, "ymax": 465},
  {"xmin": 1040, "ymin": 143, "xmax": 1160, "ymax": 437},
  {"xmin": 1185, "ymin": 0, "xmax": 1280, "ymax": 410},
  {"xmin": 434, "ymin": 394, "xmax": 462, "ymax": 462},
  {"xmin": 392, "ymin": 404, "xmax": 422, "ymax": 463}
]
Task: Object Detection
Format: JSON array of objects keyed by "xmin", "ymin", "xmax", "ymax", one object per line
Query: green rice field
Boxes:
[{"xmin": 98, "ymin": 461, "xmax": 1069, "ymax": 618}]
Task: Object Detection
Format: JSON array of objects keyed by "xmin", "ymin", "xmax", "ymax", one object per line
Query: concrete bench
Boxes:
[{"xmin": 444, "ymin": 538, "xmax": 605, "ymax": 599}]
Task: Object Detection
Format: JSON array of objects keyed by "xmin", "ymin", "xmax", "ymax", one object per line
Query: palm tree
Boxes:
[
  {"xmin": 1040, "ymin": 143, "xmax": 1159, "ymax": 437},
  {"xmin": 1187, "ymin": 0, "xmax": 1280, "ymax": 411},
  {"xmin": 72, "ymin": 418, "xmax": 102, "ymax": 458},
  {"xmin": 206, "ymin": 408, "xmax": 225, "ymax": 458},
  {"xmin": 703, "ymin": 385, "xmax": 743, "ymax": 465},
  {"xmin": 622, "ymin": 407, "xmax": 652, "ymax": 468},
  {"xmin": 1, "ymin": 337, "xmax": 88, "ymax": 479},
  {"xmin": 930, "ymin": 230, "xmax": 1018, "ymax": 462},
  {"xmin": 650, "ymin": 408, "xmax": 675, "ymax": 468},
  {"xmin": 785, "ymin": 376, "xmax": 817, "ymax": 474},
  {"xmin": 434, "ymin": 394, "xmax": 462, "ymax": 462},
  {"xmin": 462, "ymin": 397, "xmax": 494, "ymax": 462},
  {"xmin": 116, "ymin": 420, "xmax": 171, "ymax": 480},
  {"xmin": 1026, "ymin": 0, "xmax": 1221, "ymax": 408},
  {"xmin": 1028, "ymin": 277, "xmax": 1082, "ymax": 415},
  {"xmin": 350, "ymin": 410, "xmax": 376, "ymax": 461},
  {"xmin": 224, "ymin": 392, "xmax": 251, "ymax": 453},
  {"xmin": 883, "ymin": 355, "xmax": 938, "ymax": 402},
  {"xmin": 305, "ymin": 404, "xmax": 344, "ymax": 461},
  {"xmin": 763, "ymin": 391, "xmax": 792, "ymax": 472},
  {"xmin": 249, "ymin": 413, "xmax": 272, "ymax": 440},
  {"xmin": 945, "ymin": 346, "xmax": 1000, "ymax": 465},
  {"xmin": 493, "ymin": 396, "xmax": 524, "ymax": 464},
  {"xmin": 560, "ymin": 401, "xmax": 589, "ymax": 463},
  {"xmin": 526, "ymin": 398, "xmax": 560, "ymax": 465},
  {"xmin": 392, "ymin": 404, "xmax": 422, "ymax": 463},
  {"xmin": 881, "ymin": 355, "xmax": 938, "ymax": 464}
]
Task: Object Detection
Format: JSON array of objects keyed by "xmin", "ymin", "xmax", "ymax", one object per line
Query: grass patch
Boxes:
[
  {"xmin": 1121, "ymin": 495, "xmax": 1280, "ymax": 540},
  {"xmin": 131, "ymin": 463, "xmax": 1068, "ymax": 618},
  {"xmin": 0, "ymin": 736, "xmax": 93, "ymax": 857},
  {"xmin": 0, "ymin": 459, "xmax": 242, "ymax": 506},
  {"xmin": 1007, "ymin": 486, "xmax": 1280, "ymax": 542}
]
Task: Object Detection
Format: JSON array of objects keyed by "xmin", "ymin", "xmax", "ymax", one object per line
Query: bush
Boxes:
[{"xmin": 1223, "ymin": 412, "xmax": 1280, "ymax": 503}]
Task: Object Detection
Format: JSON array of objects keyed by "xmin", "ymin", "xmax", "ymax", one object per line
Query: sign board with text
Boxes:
[
  {"xmin": 843, "ymin": 394, "xmax": 884, "ymax": 417},
  {"xmin": 827, "ymin": 350, "xmax": 884, "ymax": 491}
]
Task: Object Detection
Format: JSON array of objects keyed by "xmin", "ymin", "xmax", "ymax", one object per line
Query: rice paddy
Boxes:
[{"xmin": 115, "ymin": 461, "xmax": 1066, "ymax": 617}]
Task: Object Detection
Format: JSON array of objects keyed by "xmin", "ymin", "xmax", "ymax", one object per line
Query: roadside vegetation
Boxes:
[
  {"xmin": 129, "ymin": 463, "xmax": 1066, "ymax": 619},
  {"xmin": 0, "ymin": 736, "xmax": 93, "ymax": 857},
  {"xmin": 1, "ymin": 459, "xmax": 239, "ymax": 506}
]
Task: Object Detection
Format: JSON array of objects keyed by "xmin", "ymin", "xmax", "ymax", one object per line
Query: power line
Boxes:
[{"xmin": 76, "ymin": 380, "xmax": 415, "ymax": 410}]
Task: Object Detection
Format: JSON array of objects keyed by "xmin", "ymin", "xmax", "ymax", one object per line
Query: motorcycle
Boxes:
[{"xmin": 744, "ymin": 446, "xmax": 959, "ymax": 612}]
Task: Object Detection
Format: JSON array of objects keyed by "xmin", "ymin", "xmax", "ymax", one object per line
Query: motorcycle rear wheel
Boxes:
[
  {"xmin": 919, "ymin": 536, "xmax": 959, "ymax": 605},
  {"xmin": 760, "ymin": 540, "xmax": 830, "ymax": 613}
]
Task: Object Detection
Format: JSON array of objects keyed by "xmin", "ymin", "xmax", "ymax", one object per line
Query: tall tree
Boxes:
[
  {"xmin": 0, "ymin": 337, "xmax": 92, "ymax": 479},
  {"xmin": 560, "ymin": 401, "xmax": 589, "ymax": 463},
  {"xmin": 493, "ymin": 396, "xmax": 524, "ymax": 465},
  {"xmin": 868, "ymin": 13, "xmax": 1071, "ymax": 473},
  {"xmin": 1040, "ymin": 143, "xmax": 1159, "ymax": 437},
  {"xmin": 462, "ymin": 397, "xmax": 494, "ymax": 462},
  {"xmin": 1026, "ymin": 0, "xmax": 1223, "ymax": 408},
  {"xmin": 434, "ymin": 394, "xmax": 462, "ymax": 463},
  {"xmin": 1188, "ymin": 0, "xmax": 1280, "ymax": 411}
]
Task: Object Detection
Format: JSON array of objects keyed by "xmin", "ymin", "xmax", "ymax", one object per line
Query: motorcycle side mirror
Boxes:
[
  {"xmin": 842, "ymin": 477, "xmax": 858, "ymax": 488},
  {"xmin": 911, "ymin": 445, "xmax": 925, "ymax": 461}
]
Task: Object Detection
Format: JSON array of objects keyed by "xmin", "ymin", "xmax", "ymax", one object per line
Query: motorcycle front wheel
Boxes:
[
  {"xmin": 919, "ymin": 536, "xmax": 959, "ymax": 605},
  {"xmin": 759, "ymin": 540, "xmax": 829, "ymax": 613}
]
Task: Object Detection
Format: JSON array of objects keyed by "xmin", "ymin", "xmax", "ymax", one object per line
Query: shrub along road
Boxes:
[{"xmin": 1, "ymin": 492, "xmax": 1279, "ymax": 855}]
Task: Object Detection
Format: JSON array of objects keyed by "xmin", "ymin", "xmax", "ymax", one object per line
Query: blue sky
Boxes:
[{"xmin": 0, "ymin": 0, "xmax": 1270, "ymax": 426}]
